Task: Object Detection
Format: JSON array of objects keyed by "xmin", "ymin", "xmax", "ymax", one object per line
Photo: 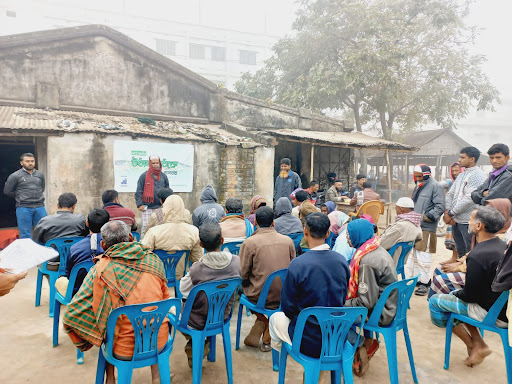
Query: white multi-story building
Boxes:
[{"xmin": 0, "ymin": 0, "xmax": 297, "ymax": 89}]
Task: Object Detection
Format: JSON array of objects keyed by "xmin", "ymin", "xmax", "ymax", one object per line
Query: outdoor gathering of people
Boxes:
[{"xmin": 1, "ymin": 143, "xmax": 512, "ymax": 384}]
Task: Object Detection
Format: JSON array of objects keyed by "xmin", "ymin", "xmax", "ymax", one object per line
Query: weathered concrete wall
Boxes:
[
  {"xmin": 44, "ymin": 133, "xmax": 221, "ymax": 221},
  {"xmin": 0, "ymin": 35, "xmax": 211, "ymax": 119},
  {"xmin": 253, "ymin": 146, "xmax": 275, "ymax": 208}
]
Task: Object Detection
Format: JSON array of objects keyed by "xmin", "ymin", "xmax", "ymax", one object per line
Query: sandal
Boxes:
[
  {"xmin": 352, "ymin": 346, "xmax": 369, "ymax": 377},
  {"xmin": 366, "ymin": 339, "xmax": 380, "ymax": 360}
]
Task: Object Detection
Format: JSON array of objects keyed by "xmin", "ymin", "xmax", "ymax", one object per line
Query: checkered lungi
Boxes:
[
  {"xmin": 140, "ymin": 208, "xmax": 157, "ymax": 236},
  {"xmin": 429, "ymin": 293, "xmax": 468, "ymax": 328}
]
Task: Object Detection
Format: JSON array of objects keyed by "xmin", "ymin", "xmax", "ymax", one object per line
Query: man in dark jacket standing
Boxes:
[
  {"xmin": 3, "ymin": 153, "xmax": 46, "ymax": 238},
  {"xmin": 472, "ymin": 143, "xmax": 512, "ymax": 205},
  {"xmin": 192, "ymin": 185, "xmax": 225, "ymax": 228},
  {"xmin": 274, "ymin": 158, "xmax": 302, "ymax": 203},
  {"xmin": 134, "ymin": 155, "xmax": 169, "ymax": 234},
  {"xmin": 407, "ymin": 164, "xmax": 445, "ymax": 296}
]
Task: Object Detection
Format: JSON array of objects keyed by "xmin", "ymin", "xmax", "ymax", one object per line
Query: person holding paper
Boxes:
[
  {"xmin": 3, "ymin": 153, "xmax": 46, "ymax": 239},
  {"xmin": 0, "ymin": 270, "xmax": 28, "ymax": 296}
]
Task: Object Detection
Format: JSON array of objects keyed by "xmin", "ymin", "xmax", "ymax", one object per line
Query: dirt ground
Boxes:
[{"xmin": 0, "ymin": 237, "xmax": 508, "ymax": 384}]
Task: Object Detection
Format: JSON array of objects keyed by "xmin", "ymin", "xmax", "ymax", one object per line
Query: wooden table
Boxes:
[{"xmin": 335, "ymin": 200, "xmax": 354, "ymax": 214}]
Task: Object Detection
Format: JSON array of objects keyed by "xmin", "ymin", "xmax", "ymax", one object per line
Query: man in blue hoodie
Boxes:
[{"xmin": 192, "ymin": 185, "xmax": 225, "ymax": 228}]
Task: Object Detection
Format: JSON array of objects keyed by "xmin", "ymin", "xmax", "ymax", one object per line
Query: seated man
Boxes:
[
  {"xmin": 379, "ymin": 197, "xmax": 423, "ymax": 266},
  {"xmin": 56, "ymin": 208, "xmax": 110, "ymax": 296},
  {"xmin": 306, "ymin": 180, "xmax": 320, "ymax": 205},
  {"xmin": 350, "ymin": 181, "xmax": 380, "ymax": 210},
  {"xmin": 344, "ymin": 218, "xmax": 398, "ymax": 376},
  {"xmin": 219, "ymin": 198, "xmax": 253, "ymax": 243},
  {"xmin": 274, "ymin": 197, "xmax": 303, "ymax": 235},
  {"xmin": 142, "ymin": 195, "xmax": 203, "ymax": 279},
  {"xmin": 143, "ymin": 188, "xmax": 193, "ymax": 237},
  {"xmin": 63, "ymin": 220, "xmax": 170, "ymax": 384},
  {"xmin": 192, "ymin": 185, "xmax": 225, "ymax": 227},
  {"xmin": 291, "ymin": 189, "xmax": 309, "ymax": 218},
  {"xmin": 429, "ymin": 206, "xmax": 508, "ymax": 367},
  {"xmin": 349, "ymin": 174, "xmax": 367, "ymax": 198},
  {"xmin": 269, "ymin": 212, "xmax": 350, "ymax": 383},
  {"xmin": 325, "ymin": 179, "xmax": 346, "ymax": 204},
  {"xmin": 179, "ymin": 222, "xmax": 241, "ymax": 367},
  {"xmin": 102, "ymin": 189, "xmax": 137, "ymax": 231},
  {"xmin": 33, "ymin": 192, "xmax": 88, "ymax": 271},
  {"xmin": 241, "ymin": 206, "xmax": 295, "ymax": 352}
]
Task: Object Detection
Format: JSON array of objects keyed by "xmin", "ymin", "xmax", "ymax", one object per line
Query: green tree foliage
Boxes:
[{"xmin": 235, "ymin": 0, "xmax": 500, "ymax": 141}]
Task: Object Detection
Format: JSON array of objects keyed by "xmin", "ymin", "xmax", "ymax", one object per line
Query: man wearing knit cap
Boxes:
[
  {"xmin": 134, "ymin": 155, "xmax": 170, "ymax": 234},
  {"xmin": 406, "ymin": 164, "xmax": 445, "ymax": 296},
  {"xmin": 380, "ymin": 197, "xmax": 423, "ymax": 266}
]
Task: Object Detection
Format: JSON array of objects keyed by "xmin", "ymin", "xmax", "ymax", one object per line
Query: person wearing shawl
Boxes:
[
  {"xmin": 134, "ymin": 155, "xmax": 170, "ymax": 235},
  {"xmin": 408, "ymin": 163, "xmax": 445, "ymax": 296},
  {"xmin": 248, "ymin": 195, "xmax": 267, "ymax": 225},
  {"xmin": 344, "ymin": 219, "xmax": 398, "ymax": 376},
  {"xmin": 219, "ymin": 198, "xmax": 254, "ymax": 242},
  {"xmin": 63, "ymin": 220, "xmax": 170, "ymax": 384},
  {"xmin": 320, "ymin": 201, "xmax": 336, "ymax": 215},
  {"xmin": 380, "ymin": 197, "xmax": 423, "ymax": 266},
  {"xmin": 142, "ymin": 195, "xmax": 203, "ymax": 279}
]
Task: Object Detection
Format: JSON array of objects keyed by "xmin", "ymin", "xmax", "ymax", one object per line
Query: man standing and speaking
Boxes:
[
  {"xmin": 3, "ymin": 153, "xmax": 46, "ymax": 239},
  {"xmin": 134, "ymin": 155, "xmax": 169, "ymax": 234}
]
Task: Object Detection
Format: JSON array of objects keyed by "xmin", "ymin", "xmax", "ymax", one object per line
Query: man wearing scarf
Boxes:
[
  {"xmin": 219, "ymin": 198, "xmax": 254, "ymax": 243},
  {"xmin": 407, "ymin": 164, "xmax": 445, "ymax": 296},
  {"xmin": 63, "ymin": 220, "xmax": 170, "ymax": 384},
  {"xmin": 274, "ymin": 158, "xmax": 302, "ymax": 203},
  {"xmin": 344, "ymin": 219, "xmax": 398, "ymax": 376},
  {"xmin": 134, "ymin": 155, "xmax": 170, "ymax": 235}
]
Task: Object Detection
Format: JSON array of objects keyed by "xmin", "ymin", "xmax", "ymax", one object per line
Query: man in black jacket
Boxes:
[
  {"xmin": 429, "ymin": 206, "xmax": 507, "ymax": 367},
  {"xmin": 3, "ymin": 153, "xmax": 46, "ymax": 238},
  {"xmin": 472, "ymin": 143, "xmax": 512, "ymax": 205}
]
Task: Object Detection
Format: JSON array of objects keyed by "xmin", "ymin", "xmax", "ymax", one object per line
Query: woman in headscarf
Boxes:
[
  {"xmin": 247, "ymin": 195, "xmax": 267, "ymax": 225},
  {"xmin": 321, "ymin": 201, "xmax": 336, "ymax": 215},
  {"xmin": 344, "ymin": 219, "xmax": 398, "ymax": 376}
]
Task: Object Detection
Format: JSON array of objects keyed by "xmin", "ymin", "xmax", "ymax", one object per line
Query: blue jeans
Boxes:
[{"xmin": 16, "ymin": 206, "xmax": 47, "ymax": 239}]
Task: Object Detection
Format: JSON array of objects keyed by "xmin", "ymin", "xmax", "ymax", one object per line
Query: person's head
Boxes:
[
  {"xmin": 469, "ymin": 206, "xmax": 506, "ymax": 236},
  {"xmin": 295, "ymin": 190, "xmax": 309, "ymax": 204},
  {"xmin": 254, "ymin": 206, "xmax": 274, "ymax": 228},
  {"xmin": 225, "ymin": 198, "xmax": 243, "ymax": 214},
  {"xmin": 149, "ymin": 155, "xmax": 161, "ymax": 170},
  {"xmin": 309, "ymin": 180, "xmax": 319, "ymax": 193},
  {"xmin": 100, "ymin": 220, "xmax": 133, "ymax": 250},
  {"xmin": 86, "ymin": 208, "xmax": 110, "ymax": 233},
  {"xmin": 20, "ymin": 153, "xmax": 35, "ymax": 171},
  {"xmin": 321, "ymin": 204, "xmax": 329, "ymax": 215},
  {"xmin": 459, "ymin": 147, "xmax": 480, "ymax": 168},
  {"xmin": 413, "ymin": 164, "xmax": 431, "ymax": 183},
  {"xmin": 450, "ymin": 163, "xmax": 462, "ymax": 179},
  {"xmin": 356, "ymin": 174, "xmax": 367, "ymax": 187},
  {"xmin": 327, "ymin": 172, "xmax": 337, "ymax": 184},
  {"xmin": 199, "ymin": 222, "xmax": 224, "ymax": 252},
  {"xmin": 362, "ymin": 181, "xmax": 372, "ymax": 189},
  {"xmin": 101, "ymin": 189, "xmax": 119, "ymax": 205},
  {"xmin": 487, "ymin": 143, "xmax": 510, "ymax": 170},
  {"xmin": 157, "ymin": 187, "xmax": 174, "ymax": 204},
  {"xmin": 280, "ymin": 158, "xmax": 291, "ymax": 172},
  {"xmin": 57, "ymin": 193, "xmax": 77, "ymax": 212},
  {"xmin": 395, "ymin": 197, "xmax": 415, "ymax": 215},
  {"xmin": 304, "ymin": 212, "xmax": 330, "ymax": 245},
  {"xmin": 250, "ymin": 195, "xmax": 267, "ymax": 214},
  {"xmin": 346, "ymin": 219, "xmax": 375, "ymax": 249},
  {"xmin": 334, "ymin": 180, "xmax": 343, "ymax": 191}
]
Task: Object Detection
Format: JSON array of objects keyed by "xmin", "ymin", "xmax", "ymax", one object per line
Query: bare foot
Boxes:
[
  {"xmin": 440, "ymin": 258, "xmax": 457, "ymax": 265},
  {"xmin": 465, "ymin": 345, "xmax": 492, "ymax": 367},
  {"xmin": 441, "ymin": 262, "xmax": 463, "ymax": 273}
]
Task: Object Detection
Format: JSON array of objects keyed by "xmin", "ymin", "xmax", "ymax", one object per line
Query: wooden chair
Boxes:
[{"xmin": 348, "ymin": 200, "xmax": 385, "ymax": 226}]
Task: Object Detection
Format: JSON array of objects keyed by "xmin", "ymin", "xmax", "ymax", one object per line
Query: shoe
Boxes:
[
  {"xmin": 244, "ymin": 318, "xmax": 265, "ymax": 348},
  {"xmin": 415, "ymin": 284, "xmax": 428, "ymax": 296},
  {"xmin": 260, "ymin": 343, "xmax": 271, "ymax": 352}
]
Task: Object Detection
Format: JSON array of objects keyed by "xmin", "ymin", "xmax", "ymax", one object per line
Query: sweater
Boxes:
[
  {"xmin": 192, "ymin": 185, "xmax": 225, "ymax": 227},
  {"xmin": 274, "ymin": 171, "xmax": 302, "ymax": 202},
  {"xmin": 281, "ymin": 249, "xmax": 350, "ymax": 357},
  {"xmin": 274, "ymin": 197, "xmax": 304, "ymax": 235},
  {"xmin": 472, "ymin": 166, "xmax": 512, "ymax": 206},
  {"xmin": 3, "ymin": 168, "xmax": 45, "ymax": 208},
  {"xmin": 134, "ymin": 171, "xmax": 169, "ymax": 209},
  {"xmin": 103, "ymin": 203, "xmax": 137, "ymax": 230},
  {"xmin": 445, "ymin": 167, "xmax": 487, "ymax": 224},
  {"xmin": 454, "ymin": 237, "xmax": 507, "ymax": 322}
]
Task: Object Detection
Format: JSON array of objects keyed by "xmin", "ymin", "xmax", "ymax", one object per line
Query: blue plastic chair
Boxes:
[
  {"xmin": 153, "ymin": 249, "xmax": 190, "ymax": 296},
  {"xmin": 277, "ymin": 306, "xmax": 368, "ymax": 384},
  {"xmin": 53, "ymin": 260, "xmax": 94, "ymax": 364},
  {"xmin": 287, "ymin": 233, "xmax": 304, "ymax": 249},
  {"xmin": 444, "ymin": 290, "xmax": 510, "ymax": 382},
  {"xmin": 168, "ymin": 277, "xmax": 242, "ymax": 384},
  {"xmin": 35, "ymin": 237, "xmax": 84, "ymax": 317},
  {"xmin": 131, "ymin": 231, "xmax": 140, "ymax": 241},
  {"xmin": 95, "ymin": 298, "xmax": 181, "ymax": 384},
  {"xmin": 388, "ymin": 241, "xmax": 415, "ymax": 280},
  {"xmin": 326, "ymin": 232, "xmax": 335, "ymax": 248},
  {"xmin": 235, "ymin": 268, "xmax": 288, "ymax": 371},
  {"xmin": 364, "ymin": 277, "xmax": 419, "ymax": 384},
  {"xmin": 221, "ymin": 241, "xmax": 243, "ymax": 256}
]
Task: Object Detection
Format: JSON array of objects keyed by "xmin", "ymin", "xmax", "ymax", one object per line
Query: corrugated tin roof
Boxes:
[
  {"xmin": 0, "ymin": 106, "xmax": 254, "ymax": 145},
  {"xmin": 401, "ymin": 129, "xmax": 472, "ymax": 148},
  {"xmin": 266, "ymin": 129, "xmax": 416, "ymax": 151}
]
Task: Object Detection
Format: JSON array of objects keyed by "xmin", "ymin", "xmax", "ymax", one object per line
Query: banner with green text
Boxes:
[{"xmin": 113, "ymin": 140, "xmax": 194, "ymax": 192}]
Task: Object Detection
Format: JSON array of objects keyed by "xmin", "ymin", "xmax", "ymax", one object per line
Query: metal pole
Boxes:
[
  {"xmin": 385, "ymin": 150, "xmax": 392, "ymax": 203},
  {"xmin": 404, "ymin": 154, "xmax": 409, "ymax": 195},
  {"xmin": 310, "ymin": 144, "xmax": 315, "ymax": 182}
]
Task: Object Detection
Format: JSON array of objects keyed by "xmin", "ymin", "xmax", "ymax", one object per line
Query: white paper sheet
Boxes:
[{"xmin": 0, "ymin": 239, "xmax": 59, "ymax": 274}]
